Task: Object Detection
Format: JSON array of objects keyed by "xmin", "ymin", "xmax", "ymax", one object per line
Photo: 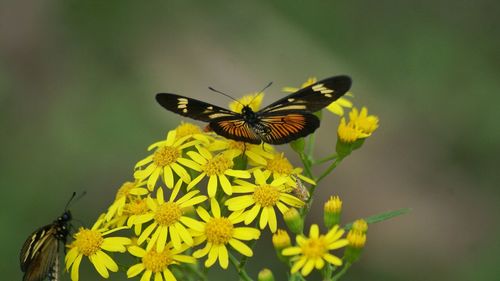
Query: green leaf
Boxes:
[{"xmin": 344, "ymin": 208, "xmax": 411, "ymax": 230}]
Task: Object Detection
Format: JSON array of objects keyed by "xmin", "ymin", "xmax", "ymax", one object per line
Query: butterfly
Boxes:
[
  {"xmin": 156, "ymin": 75, "xmax": 352, "ymax": 145},
  {"xmin": 20, "ymin": 194, "xmax": 76, "ymax": 281}
]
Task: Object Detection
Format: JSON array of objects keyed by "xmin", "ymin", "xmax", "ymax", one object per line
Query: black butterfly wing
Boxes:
[
  {"xmin": 209, "ymin": 117, "xmax": 262, "ymax": 144},
  {"xmin": 156, "ymin": 93, "xmax": 240, "ymax": 122},
  {"xmin": 253, "ymin": 111, "xmax": 320, "ymax": 145},
  {"xmin": 21, "ymin": 227, "xmax": 59, "ymax": 281},
  {"xmin": 21, "ymin": 225, "xmax": 59, "ymax": 281},
  {"xmin": 260, "ymin": 75, "xmax": 352, "ymax": 114}
]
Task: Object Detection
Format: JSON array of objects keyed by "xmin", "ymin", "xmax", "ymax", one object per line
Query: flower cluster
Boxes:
[{"xmin": 63, "ymin": 76, "xmax": 382, "ymax": 281}]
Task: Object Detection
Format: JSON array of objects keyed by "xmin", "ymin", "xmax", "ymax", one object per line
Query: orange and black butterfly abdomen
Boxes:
[{"xmin": 156, "ymin": 75, "xmax": 352, "ymax": 145}]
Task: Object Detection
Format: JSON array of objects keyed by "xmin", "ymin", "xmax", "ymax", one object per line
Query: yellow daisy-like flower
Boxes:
[
  {"xmin": 125, "ymin": 197, "xmax": 150, "ymax": 235},
  {"xmin": 134, "ymin": 130, "xmax": 200, "ymax": 190},
  {"xmin": 264, "ymin": 152, "xmax": 315, "ymax": 186},
  {"xmin": 133, "ymin": 181, "xmax": 206, "ymax": 251},
  {"xmin": 127, "ymin": 243, "xmax": 196, "ymax": 281},
  {"xmin": 192, "ymin": 199, "xmax": 261, "ymax": 269},
  {"xmin": 225, "ymin": 169, "xmax": 305, "ymax": 233},
  {"xmin": 337, "ymin": 118, "xmax": 369, "ymax": 143},
  {"xmin": 65, "ymin": 218, "xmax": 131, "ymax": 281},
  {"xmin": 348, "ymin": 107, "xmax": 379, "ymax": 135},
  {"xmin": 186, "ymin": 146, "xmax": 251, "ymax": 197},
  {"xmin": 208, "ymin": 139, "xmax": 274, "ymax": 166},
  {"xmin": 175, "ymin": 122, "xmax": 213, "ymax": 143},
  {"xmin": 282, "ymin": 224, "xmax": 348, "ymax": 277},
  {"xmin": 105, "ymin": 180, "xmax": 149, "ymax": 222},
  {"xmin": 229, "ymin": 92, "xmax": 264, "ymax": 113},
  {"xmin": 282, "ymin": 77, "xmax": 352, "ymax": 116}
]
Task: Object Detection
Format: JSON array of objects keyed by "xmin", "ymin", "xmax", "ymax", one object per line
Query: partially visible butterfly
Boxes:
[
  {"xmin": 156, "ymin": 75, "xmax": 352, "ymax": 145},
  {"xmin": 20, "ymin": 193, "xmax": 79, "ymax": 281}
]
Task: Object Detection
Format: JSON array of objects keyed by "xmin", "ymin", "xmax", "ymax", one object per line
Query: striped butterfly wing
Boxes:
[
  {"xmin": 260, "ymin": 75, "xmax": 352, "ymax": 114},
  {"xmin": 155, "ymin": 93, "xmax": 240, "ymax": 122},
  {"xmin": 20, "ymin": 225, "xmax": 59, "ymax": 281},
  {"xmin": 252, "ymin": 111, "xmax": 320, "ymax": 145},
  {"xmin": 208, "ymin": 117, "xmax": 261, "ymax": 144}
]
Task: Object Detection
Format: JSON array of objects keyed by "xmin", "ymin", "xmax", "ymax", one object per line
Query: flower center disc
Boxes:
[
  {"xmin": 125, "ymin": 199, "xmax": 148, "ymax": 215},
  {"xmin": 253, "ymin": 184, "xmax": 280, "ymax": 207},
  {"xmin": 154, "ymin": 202, "xmax": 182, "ymax": 226},
  {"xmin": 176, "ymin": 123, "xmax": 201, "ymax": 138},
  {"xmin": 205, "ymin": 217, "xmax": 233, "ymax": 245},
  {"xmin": 74, "ymin": 228, "xmax": 104, "ymax": 256},
  {"xmin": 203, "ymin": 155, "xmax": 233, "ymax": 176},
  {"xmin": 302, "ymin": 237, "xmax": 327, "ymax": 259},
  {"xmin": 266, "ymin": 154, "xmax": 292, "ymax": 174},
  {"xmin": 142, "ymin": 249, "xmax": 173, "ymax": 273},
  {"xmin": 153, "ymin": 146, "xmax": 180, "ymax": 167}
]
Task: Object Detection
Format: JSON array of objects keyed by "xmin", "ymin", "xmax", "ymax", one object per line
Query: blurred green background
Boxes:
[{"xmin": 2, "ymin": 1, "xmax": 499, "ymax": 280}]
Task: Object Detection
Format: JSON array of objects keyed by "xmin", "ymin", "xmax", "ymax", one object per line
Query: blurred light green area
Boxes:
[{"xmin": 1, "ymin": 1, "xmax": 499, "ymax": 280}]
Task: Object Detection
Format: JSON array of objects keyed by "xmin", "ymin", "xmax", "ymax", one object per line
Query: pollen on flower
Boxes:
[
  {"xmin": 301, "ymin": 236, "xmax": 327, "ymax": 259},
  {"xmin": 154, "ymin": 202, "xmax": 182, "ymax": 226},
  {"xmin": 266, "ymin": 153, "xmax": 293, "ymax": 174},
  {"xmin": 253, "ymin": 185, "xmax": 280, "ymax": 207},
  {"xmin": 115, "ymin": 181, "xmax": 135, "ymax": 200},
  {"xmin": 73, "ymin": 228, "xmax": 104, "ymax": 256},
  {"xmin": 142, "ymin": 248, "xmax": 173, "ymax": 273},
  {"xmin": 205, "ymin": 217, "xmax": 234, "ymax": 245},
  {"xmin": 124, "ymin": 199, "xmax": 149, "ymax": 215},
  {"xmin": 202, "ymin": 154, "xmax": 233, "ymax": 176},
  {"xmin": 176, "ymin": 122, "xmax": 201, "ymax": 139},
  {"xmin": 152, "ymin": 146, "xmax": 180, "ymax": 167}
]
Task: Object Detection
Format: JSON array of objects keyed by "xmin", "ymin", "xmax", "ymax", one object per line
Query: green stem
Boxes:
[
  {"xmin": 229, "ymin": 253, "xmax": 254, "ymax": 281},
  {"xmin": 299, "ymin": 152, "xmax": 314, "ymax": 179},
  {"xmin": 332, "ymin": 263, "xmax": 351, "ymax": 281},
  {"xmin": 313, "ymin": 154, "xmax": 337, "ymax": 165},
  {"xmin": 238, "ymin": 236, "xmax": 257, "ymax": 271},
  {"xmin": 316, "ymin": 157, "xmax": 342, "ymax": 184},
  {"xmin": 306, "ymin": 132, "xmax": 316, "ymax": 157},
  {"xmin": 184, "ymin": 263, "xmax": 208, "ymax": 281}
]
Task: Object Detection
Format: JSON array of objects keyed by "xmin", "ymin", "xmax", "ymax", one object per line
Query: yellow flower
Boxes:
[
  {"xmin": 186, "ymin": 146, "xmax": 251, "ymax": 197},
  {"xmin": 208, "ymin": 139, "xmax": 274, "ymax": 166},
  {"xmin": 225, "ymin": 169, "xmax": 305, "ymax": 233},
  {"xmin": 349, "ymin": 107, "xmax": 379, "ymax": 135},
  {"xmin": 337, "ymin": 118, "xmax": 369, "ymax": 143},
  {"xmin": 134, "ymin": 130, "xmax": 199, "ymax": 190},
  {"xmin": 264, "ymin": 153, "xmax": 315, "ymax": 186},
  {"xmin": 124, "ymin": 197, "xmax": 150, "ymax": 235},
  {"xmin": 282, "ymin": 224, "xmax": 348, "ymax": 276},
  {"xmin": 133, "ymin": 181, "xmax": 206, "ymax": 251},
  {"xmin": 175, "ymin": 122, "xmax": 212, "ymax": 143},
  {"xmin": 127, "ymin": 243, "xmax": 196, "ymax": 281},
  {"xmin": 105, "ymin": 180, "xmax": 148, "ymax": 222},
  {"xmin": 229, "ymin": 93, "xmax": 264, "ymax": 113},
  {"xmin": 282, "ymin": 77, "xmax": 352, "ymax": 116},
  {"xmin": 65, "ymin": 218, "xmax": 131, "ymax": 281},
  {"xmin": 192, "ymin": 199, "xmax": 260, "ymax": 269}
]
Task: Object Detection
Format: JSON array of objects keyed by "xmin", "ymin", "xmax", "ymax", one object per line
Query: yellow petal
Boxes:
[
  {"xmin": 127, "ymin": 263, "xmax": 145, "ymax": 278},
  {"xmin": 228, "ymin": 238, "xmax": 253, "ymax": 257}
]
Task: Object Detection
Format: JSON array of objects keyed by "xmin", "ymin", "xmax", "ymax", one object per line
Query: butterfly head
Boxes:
[
  {"xmin": 59, "ymin": 210, "xmax": 72, "ymax": 223},
  {"xmin": 241, "ymin": 105, "xmax": 259, "ymax": 123}
]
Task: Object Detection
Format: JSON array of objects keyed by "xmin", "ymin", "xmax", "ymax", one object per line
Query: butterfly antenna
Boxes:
[
  {"xmin": 65, "ymin": 191, "xmax": 87, "ymax": 210},
  {"xmin": 208, "ymin": 86, "xmax": 243, "ymax": 106},
  {"xmin": 248, "ymin": 81, "xmax": 273, "ymax": 105}
]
